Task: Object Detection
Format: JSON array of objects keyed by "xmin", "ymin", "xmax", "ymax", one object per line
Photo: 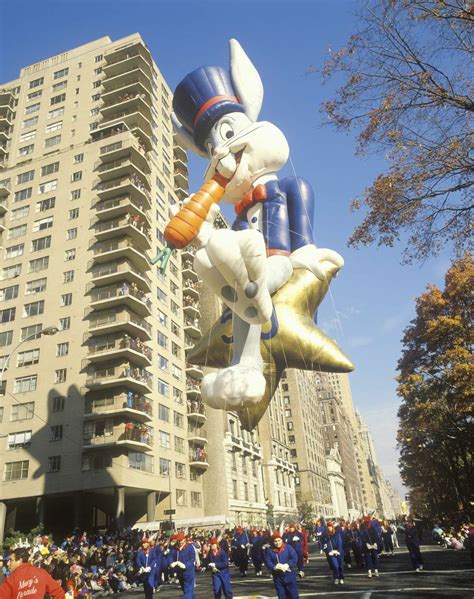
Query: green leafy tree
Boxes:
[
  {"xmin": 397, "ymin": 253, "xmax": 473, "ymax": 515},
  {"xmin": 320, "ymin": 1, "xmax": 473, "ymax": 262}
]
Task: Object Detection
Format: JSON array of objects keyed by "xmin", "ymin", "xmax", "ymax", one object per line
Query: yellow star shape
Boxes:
[{"xmin": 188, "ymin": 260, "xmax": 354, "ymax": 430}]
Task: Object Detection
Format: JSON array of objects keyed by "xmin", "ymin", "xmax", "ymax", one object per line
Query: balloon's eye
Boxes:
[{"xmin": 220, "ymin": 123, "xmax": 234, "ymax": 141}]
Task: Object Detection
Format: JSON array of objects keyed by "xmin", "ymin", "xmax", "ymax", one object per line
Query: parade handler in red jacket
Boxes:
[{"xmin": 0, "ymin": 547, "xmax": 65, "ymax": 599}]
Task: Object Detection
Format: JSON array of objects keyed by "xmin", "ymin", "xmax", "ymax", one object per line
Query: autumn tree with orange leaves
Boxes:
[
  {"xmin": 320, "ymin": 1, "xmax": 473, "ymax": 263},
  {"xmin": 396, "ymin": 253, "xmax": 473, "ymax": 515}
]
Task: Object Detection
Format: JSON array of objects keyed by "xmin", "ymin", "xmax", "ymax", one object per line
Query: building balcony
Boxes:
[
  {"xmin": 86, "ymin": 334, "xmax": 152, "ymax": 368},
  {"xmin": 184, "ymin": 318, "xmax": 201, "ymax": 339},
  {"xmin": 93, "ymin": 195, "xmax": 151, "ymax": 229},
  {"xmin": 182, "ymin": 280, "xmax": 199, "ymax": 300},
  {"xmin": 183, "ymin": 299, "xmax": 200, "ymax": 319},
  {"xmin": 0, "ymin": 127, "xmax": 11, "ymax": 143},
  {"xmin": 186, "ymin": 379, "xmax": 202, "ymax": 398},
  {"xmin": 188, "ymin": 425, "xmax": 207, "ymax": 445},
  {"xmin": 88, "ymin": 308, "xmax": 152, "ymax": 340},
  {"xmin": 0, "ymin": 141, "xmax": 8, "ymax": 157},
  {"xmin": 186, "ymin": 362, "xmax": 203, "ymax": 379},
  {"xmin": 99, "ymin": 108, "xmax": 153, "ymax": 141},
  {"xmin": 0, "ymin": 104, "xmax": 14, "ymax": 125},
  {"xmin": 96, "ymin": 154, "xmax": 151, "ymax": 185},
  {"xmin": 189, "ymin": 448, "xmax": 209, "ymax": 470},
  {"xmin": 184, "ymin": 336, "xmax": 196, "ymax": 354},
  {"xmin": 89, "ymin": 283, "xmax": 152, "ymax": 317},
  {"xmin": 90, "ymin": 122, "xmax": 130, "ymax": 144},
  {"xmin": 98, "ymin": 131, "xmax": 149, "ymax": 167},
  {"xmin": 173, "ymin": 143, "xmax": 187, "ymax": 163},
  {"xmin": 89, "ymin": 259, "xmax": 151, "ymax": 293},
  {"xmin": 84, "ymin": 393, "xmax": 153, "ymax": 423},
  {"xmin": 91, "ymin": 238, "xmax": 150, "ymax": 272},
  {"xmin": 104, "ymin": 41, "xmax": 153, "ymax": 71},
  {"xmin": 173, "ymin": 156, "xmax": 187, "ymax": 173},
  {"xmin": 0, "ymin": 180, "xmax": 10, "ymax": 198},
  {"xmin": 86, "ymin": 363, "xmax": 153, "ymax": 394},
  {"xmin": 101, "ymin": 93, "xmax": 152, "ymax": 121},
  {"xmin": 103, "ymin": 50, "xmax": 153, "ymax": 80},
  {"xmin": 0, "ymin": 198, "xmax": 8, "ymax": 217},
  {"xmin": 95, "ymin": 174, "xmax": 152, "ymax": 207},
  {"xmin": 182, "ymin": 261, "xmax": 199, "ymax": 283},
  {"xmin": 0, "ymin": 89, "xmax": 15, "ymax": 108},
  {"xmin": 100, "ymin": 78, "xmax": 153, "ymax": 108},
  {"xmin": 175, "ymin": 184, "xmax": 188, "ymax": 201},
  {"xmin": 174, "ymin": 167, "xmax": 188, "ymax": 190},
  {"xmin": 187, "ymin": 400, "xmax": 206, "ymax": 424},
  {"xmin": 83, "ymin": 426, "xmax": 153, "ymax": 452},
  {"xmin": 92, "ymin": 216, "xmax": 152, "ymax": 249},
  {"xmin": 102, "ymin": 68, "xmax": 153, "ymax": 97}
]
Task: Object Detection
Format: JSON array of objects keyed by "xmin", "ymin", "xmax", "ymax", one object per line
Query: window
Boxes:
[
  {"xmin": 0, "ymin": 308, "xmax": 16, "ymax": 323},
  {"xmin": 157, "ymin": 331, "xmax": 167, "ymax": 348},
  {"xmin": 50, "ymin": 425, "xmax": 63, "ymax": 441},
  {"xmin": 174, "ymin": 411, "xmax": 184, "ymax": 428},
  {"xmin": 95, "ymin": 54, "xmax": 103, "ymax": 62},
  {"xmin": 70, "ymin": 189, "xmax": 81, "ymax": 200},
  {"xmin": 25, "ymin": 103, "xmax": 40, "ymax": 114},
  {"xmin": 173, "ymin": 387, "xmax": 183, "ymax": 404},
  {"xmin": 59, "ymin": 317, "xmax": 70, "ymax": 330},
  {"xmin": 60, "ymin": 293, "xmax": 72, "ymax": 306},
  {"xmin": 1, "ymin": 264, "xmax": 21, "ymax": 280},
  {"xmin": 23, "ymin": 300, "xmax": 44, "ymax": 318},
  {"xmin": 5, "ymin": 244, "xmax": 24, "ymax": 259},
  {"xmin": 82, "ymin": 454, "xmax": 111, "ymax": 471},
  {"xmin": 31, "ymin": 236, "xmax": 51, "ymax": 251},
  {"xmin": 20, "ymin": 324, "xmax": 42, "ymax": 341},
  {"xmin": 172, "ymin": 364, "xmax": 182, "ymax": 380},
  {"xmin": 159, "ymin": 457, "xmax": 170, "ymax": 476},
  {"xmin": 176, "ymin": 489, "xmax": 186, "ymax": 506},
  {"xmin": 44, "ymin": 135, "xmax": 61, "ymax": 148},
  {"xmin": 74, "ymin": 153, "xmax": 84, "ymax": 163},
  {"xmin": 175, "ymin": 462, "xmax": 186, "ymax": 479},
  {"xmin": 4, "ymin": 461, "xmax": 29, "ymax": 481},
  {"xmin": 22, "ymin": 116, "xmax": 38, "ymax": 129},
  {"xmin": 14, "ymin": 375, "xmax": 37, "ymax": 393},
  {"xmin": 174, "ymin": 435, "xmax": 185, "ymax": 453},
  {"xmin": 158, "ymin": 378, "xmax": 169, "ymax": 396},
  {"xmin": 55, "ymin": 369, "xmax": 67, "ymax": 383},
  {"xmin": 50, "ymin": 93, "xmax": 66, "ymax": 105},
  {"xmin": 41, "ymin": 162, "xmax": 59, "ymax": 176},
  {"xmin": 287, "ymin": 421, "xmax": 294, "ymax": 431},
  {"xmin": 52, "ymin": 81, "xmax": 67, "ymax": 93},
  {"xmin": 53, "ymin": 67, "xmax": 69, "ymax": 79},
  {"xmin": 38, "ymin": 179, "xmax": 57, "ymax": 194},
  {"xmin": 159, "ymin": 430, "xmax": 170, "ymax": 448},
  {"xmin": 29, "ymin": 77, "xmax": 44, "ymax": 89},
  {"xmin": 11, "ymin": 206, "xmax": 30, "ymax": 221},
  {"xmin": 48, "ymin": 456, "xmax": 61, "ymax": 473},
  {"xmin": 63, "ymin": 270, "xmax": 74, "ymax": 283},
  {"xmin": 46, "ymin": 121, "xmax": 63, "ymax": 133},
  {"xmin": 28, "ymin": 256, "xmax": 49, "ymax": 272},
  {"xmin": 33, "ymin": 216, "xmax": 53, "ymax": 232},
  {"xmin": 171, "ymin": 321, "xmax": 179, "ymax": 336},
  {"xmin": 18, "ymin": 144, "xmax": 34, "ymax": 157},
  {"xmin": 158, "ymin": 404, "xmax": 169, "ymax": 422},
  {"xmin": 91, "ymin": 93, "xmax": 100, "ymax": 102},
  {"xmin": 288, "ymin": 434, "xmax": 295, "ymax": 444},
  {"xmin": 71, "ymin": 171, "xmax": 82, "ymax": 182},
  {"xmin": 0, "ymin": 285, "xmax": 19, "ymax": 302},
  {"xmin": 48, "ymin": 106, "xmax": 65, "ymax": 119},
  {"xmin": 68, "ymin": 208, "xmax": 79, "ymax": 219},
  {"xmin": 158, "ymin": 354, "xmax": 168, "ymax": 371},
  {"xmin": 25, "ymin": 278, "xmax": 47, "ymax": 294},
  {"xmin": 65, "ymin": 249, "xmax": 76, "ymax": 261},
  {"xmin": 14, "ymin": 188, "xmax": 32, "ymax": 202},
  {"xmin": 56, "ymin": 342, "xmax": 69, "ymax": 357},
  {"xmin": 0, "ymin": 331, "xmax": 13, "ymax": 348},
  {"xmin": 8, "ymin": 224, "xmax": 27, "ymax": 239},
  {"xmin": 20, "ymin": 131, "xmax": 36, "ymax": 142},
  {"xmin": 191, "ymin": 492, "xmax": 202, "ymax": 508},
  {"xmin": 36, "ymin": 197, "xmax": 56, "ymax": 212},
  {"xmin": 10, "ymin": 402, "xmax": 34, "ymax": 421},
  {"xmin": 290, "ymin": 449, "xmax": 297, "ymax": 458},
  {"xmin": 52, "ymin": 396, "xmax": 65, "ymax": 412},
  {"xmin": 17, "ymin": 348, "xmax": 40, "ymax": 367},
  {"xmin": 27, "ymin": 90, "xmax": 42, "ymax": 100},
  {"xmin": 232, "ymin": 479, "xmax": 238, "ymax": 499}
]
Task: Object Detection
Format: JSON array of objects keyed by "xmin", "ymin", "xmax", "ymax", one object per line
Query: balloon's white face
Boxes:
[{"xmin": 203, "ymin": 112, "xmax": 289, "ymax": 204}]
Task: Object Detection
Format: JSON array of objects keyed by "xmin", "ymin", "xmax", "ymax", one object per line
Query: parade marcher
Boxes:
[
  {"xmin": 231, "ymin": 528, "xmax": 249, "ymax": 577},
  {"xmin": 204, "ymin": 538, "xmax": 233, "ymax": 599},
  {"xmin": 349, "ymin": 522, "xmax": 365, "ymax": 568},
  {"xmin": 361, "ymin": 518, "xmax": 379, "ymax": 578},
  {"xmin": 339, "ymin": 521, "xmax": 352, "ymax": 569},
  {"xmin": 297, "ymin": 524, "xmax": 309, "ymax": 565},
  {"xmin": 390, "ymin": 521, "xmax": 400, "ymax": 549},
  {"xmin": 321, "ymin": 522, "xmax": 344, "ymax": 585},
  {"xmin": 263, "ymin": 533, "xmax": 299, "ymax": 599},
  {"xmin": 136, "ymin": 538, "xmax": 160, "ymax": 599},
  {"xmin": 405, "ymin": 520, "xmax": 424, "ymax": 572},
  {"xmin": 382, "ymin": 521, "xmax": 394, "ymax": 555},
  {"xmin": 0, "ymin": 547, "xmax": 65, "ymax": 599},
  {"xmin": 249, "ymin": 529, "xmax": 264, "ymax": 576},
  {"xmin": 282, "ymin": 523, "xmax": 305, "ymax": 578},
  {"xmin": 165, "ymin": 532, "xmax": 196, "ymax": 598},
  {"xmin": 315, "ymin": 519, "xmax": 326, "ymax": 554},
  {"xmin": 370, "ymin": 516, "xmax": 384, "ymax": 555}
]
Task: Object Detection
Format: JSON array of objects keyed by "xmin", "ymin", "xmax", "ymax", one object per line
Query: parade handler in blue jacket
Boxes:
[
  {"xmin": 165, "ymin": 532, "xmax": 196, "ymax": 598},
  {"xmin": 405, "ymin": 520, "xmax": 424, "ymax": 572},
  {"xmin": 321, "ymin": 523, "xmax": 344, "ymax": 585},
  {"xmin": 136, "ymin": 538, "xmax": 162, "ymax": 599},
  {"xmin": 263, "ymin": 532, "xmax": 299, "ymax": 599},
  {"xmin": 204, "ymin": 537, "xmax": 233, "ymax": 599}
]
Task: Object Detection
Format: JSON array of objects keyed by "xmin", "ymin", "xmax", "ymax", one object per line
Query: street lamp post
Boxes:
[{"xmin": 0, "ymin": 325, "xmax": 59, "ymax": 384}]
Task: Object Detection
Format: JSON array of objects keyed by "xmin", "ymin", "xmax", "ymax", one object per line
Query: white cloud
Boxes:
[{"xmin": 348, "ymin": 335, "xmax": 373, "ymax": 348}]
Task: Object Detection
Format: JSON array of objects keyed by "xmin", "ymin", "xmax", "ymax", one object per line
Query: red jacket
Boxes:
[{"xmin": 0, "ymin": 563, "xmax": 65, "ymax": 599}]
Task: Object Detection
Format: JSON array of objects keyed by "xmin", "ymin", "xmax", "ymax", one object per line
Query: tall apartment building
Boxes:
[
  {"xmin": 282, "ymin": 369, "xmax": 335, "ymax": 519},
  {"xmin": 0, "ymin": 34, "xmax": 213, "ymax": 540}
]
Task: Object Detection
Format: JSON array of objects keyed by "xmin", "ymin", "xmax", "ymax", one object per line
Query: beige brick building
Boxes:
[{"xmin": 0, "ymin": 34, "xmax": 213, "ymax": 540}]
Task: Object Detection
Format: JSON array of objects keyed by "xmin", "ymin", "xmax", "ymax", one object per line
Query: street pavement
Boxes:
[{"xmin": 123, "ymin": 543, "xmax": 473, "ymax": 598}]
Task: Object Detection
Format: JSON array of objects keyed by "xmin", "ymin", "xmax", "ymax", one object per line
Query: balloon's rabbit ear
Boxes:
[
  {"xmin": 171, "ymin": 112, "xmax": 207, "ymax": 158},
  {"xmin": 229, "ymin": 39, "xmax": 263, "ymax": 122}
]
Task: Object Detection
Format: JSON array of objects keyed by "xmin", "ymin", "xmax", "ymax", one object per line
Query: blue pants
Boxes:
[
  {"xmin": 327, "ymin": 555, "xmax": 344, "ymax": 579},
  {"xmin": 407, "ymin": 544, "xmax": 423, "ymax": 569},
  {"xmin": 143, "ymin": 581, "xmax": 154, "ymax": 599},
  {"xmin": 212, "ymin": 570, "xmax": 233, "ymax": 598},
  {"xmin": 178, "ymin": 571, "xmax": 195, "ymax": 599},
  {"xmin": 364, "ymin": 548, "xmax": 379, "ymax": 570},
  {"xmin": 273, "ymin": 573, "xmax": 299, "ymax": 599}
]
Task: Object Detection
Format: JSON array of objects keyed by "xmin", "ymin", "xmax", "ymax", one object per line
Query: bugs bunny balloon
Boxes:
[{"xmin": 170, "ymin": 39, "xmax": 349, "ymax": 414}]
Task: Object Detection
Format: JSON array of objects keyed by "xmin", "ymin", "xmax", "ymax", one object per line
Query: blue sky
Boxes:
[{"xmin": 1, "ymin": 0, "xmax": 452, "ymax": 496}]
